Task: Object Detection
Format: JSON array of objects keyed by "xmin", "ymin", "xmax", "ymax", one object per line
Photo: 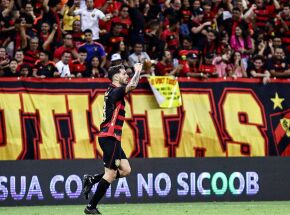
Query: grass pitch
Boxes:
[{"xmin": 2, "ymin": 201, "xmax": 290, "ymax": 215}]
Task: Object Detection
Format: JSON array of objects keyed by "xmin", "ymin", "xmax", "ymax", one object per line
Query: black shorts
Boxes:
[{"xmin": 98, "ymin": 136, "xmax": 127, "ymax": 170}]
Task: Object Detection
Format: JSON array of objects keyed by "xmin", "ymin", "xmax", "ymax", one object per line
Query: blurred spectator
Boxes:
[
  {"xmin": 84, "ymin": 56, "xmax": 104, "ymax": 78},
  {"xmin": 268, "ymin": 47, "xmax": 290, "ymax": 78},
  {"xmin": 228, "ymin": 51, "xmax": 247, "ymax": 78},
  {"xmin": 101, "ymin": 22, "xmax": 126, "ymax": 53},
  {"xmin": 61, "ymin": 0, "xmax": 80, "ymax": 32},
  {"xmin": 0, "ymin": 46, "xmax": 10, "ymax": 73},
  {"xmin": 145, "ymin": 20, "xmax": 165, "ymax": 60},
  {"xmin": 71, "ymin": 20, "xmax": 84, "ymax": 48},
  {"xmin": 19, "ymin": 63, "xmax": 31, "ymax": 77},
  {"xmin": 1, "ymin": 59, "xmax": 18, "ymax": 77},
  {"xmin": 33, "ymin": 50, "xmax": 59, "ymax": 78},
  {"xmin": 14, "ymin": 49, "xmax": 24, "ymax": 70},
  {"xmin": 110, "ymin": 4, "xmax": 132, "ymax": 36},
  {"xmin": 182, "ymin": 52, "xmax": 204, "ymax": 78},
  {"xmin": 56, "ymin": 51, "xmax": 72, "ymax": 77},
  {"xmin": 69, "ymin": 47, "xmax": 87, "ymax": 77},
  {"xmin": 155, "ymin": 50, "xmax": 180, "ymax": 76},
  {"xmin": 79, "ymin": 29, "xmax": 106, "ymax": 69},
  {"xmin": 68, "ymin": 0, "xmax": 109, "ymax": 41},
  {"xmin": 230, "ymin": 25, "xmax": 253, "ymax": 69},
  {"xmin": 54, "ymin": 33, "xmax": 78, "ymax": 62},
  {"xmin": 128, "ymin": 42, "xmax": 151, "ymax": 70},
  {"xmin": 22, "ymin": 37, "xmax": 41, "ymax": 68},
  {"xmin": 108, "ymin": 41, "xmax": 130, "ymax": 67},
  {"xmin": 0, "ymin": 0, "xmax": 288, "ymax": 79},
  {"xmin": 276, "ymin": 4, "xmax": 290, "ymax": 52},
  {"xmin": 248, "ymin": 55, "xmax": 271, "ymax": 84},
  {"xmin": 189, "ymin": 8, "xmax": 211, "ymax": 50},
  {"xmin": 160, "ymin": 18, "xmax": 180, "ymax": 52},
  {"xmin": 199, "ymin": 53, "xmax": 218, "ymax": 77},
  {"xmin": 203, "ymin": 29, "xmax": 221, "ymax": 57}
]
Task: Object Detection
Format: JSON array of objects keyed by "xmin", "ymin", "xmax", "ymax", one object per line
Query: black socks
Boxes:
[
  {"xmin": 88, "ymin": 178, "xmax": 110, "ymax": 209},
  {"xmin": 91, "ymin": 173, "xmax": 105, "ymax": 184}
]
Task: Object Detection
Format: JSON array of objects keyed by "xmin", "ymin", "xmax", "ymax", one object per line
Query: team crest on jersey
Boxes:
[
  {"xmin": 270, "ymin": 109, "xmax": 290, "ymax": 156},
  {"xmin": 115, "ymin": 159, "xmax": 120, "ymax": 167},
  {"xmin": 91, "ymin": 13, "xmax": 95, "ymax": 18}
]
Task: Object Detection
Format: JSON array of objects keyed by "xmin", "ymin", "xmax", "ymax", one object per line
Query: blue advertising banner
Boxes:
[{"xmin": 0, "ymin": 157, "xmax": 290, "ymax": 206}]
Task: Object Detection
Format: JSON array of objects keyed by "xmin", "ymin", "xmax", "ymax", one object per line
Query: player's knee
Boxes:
[{"xmin": 104, "ymin": 170, "xmax": 117, "ymax": 182}]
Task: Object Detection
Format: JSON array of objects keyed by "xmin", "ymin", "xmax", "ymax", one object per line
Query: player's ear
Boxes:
[{"xmin": 112, "ymin": 73, "xmax": 119, "ymax": 82}]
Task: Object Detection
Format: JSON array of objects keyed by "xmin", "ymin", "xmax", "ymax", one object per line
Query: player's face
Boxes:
[{"xmin": 117, "ymin": 69, "xmax": 129, "ymax": 85}]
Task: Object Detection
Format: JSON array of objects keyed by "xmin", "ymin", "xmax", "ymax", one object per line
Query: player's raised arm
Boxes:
[{"xmin": 125, "ymin": 63, "xmax": 143, "ymax": 93}]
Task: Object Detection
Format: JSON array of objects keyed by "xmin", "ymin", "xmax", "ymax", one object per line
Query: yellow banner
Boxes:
[
  {"xmin": 0, "ymin": 78, "xmax": 290, "ymax": 159},
  {"xmin": 148, "ymin": 76, "xmax": 182, "ymax": 108}
]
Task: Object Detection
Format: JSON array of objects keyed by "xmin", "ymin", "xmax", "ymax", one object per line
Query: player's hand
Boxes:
[{"xmin": 134, "ymin": 63, "xmax": 143, "ymax": 74}]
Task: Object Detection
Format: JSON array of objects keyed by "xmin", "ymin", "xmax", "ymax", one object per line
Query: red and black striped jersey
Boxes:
[{"xmin": 98, "ymin": 84, "xmax": 126, "ymax": 141}]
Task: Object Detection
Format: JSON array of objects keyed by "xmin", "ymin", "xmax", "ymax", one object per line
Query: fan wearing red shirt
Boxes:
[
  {"xmin": 276, "ymin": 4, "xmax": 290, "ymax": 52},
  {"xmin": 22, "ymin": 37, "xmax": 41, "ymax": 68},
  {"xmin": 202, "ymin": 1, "xmax": 215, "ymax": 23},
  {"xmin": 155, "ymin": 50, "xmax": 181, "ymax": 76},
  {"xmin": 160, "ymin": 18, "xmax": 179, "ymax": 52},
  {"xmin": 69, "ymin": 47, "xmax": 88, "ymax": 77},
  {"xmin": 254, "ymin": 0, "xmax": 277, "ymax": 30},
  {"xmin": 54, "ymin": 33, "xmax": 78, "ymax": 62},
  {"xmin": 199, "ymin": 53, "xmax": 218, "ymax": 77},
  {"xmin": 111, "ymin": 5, "xmax": 132, "ymax": 36}
]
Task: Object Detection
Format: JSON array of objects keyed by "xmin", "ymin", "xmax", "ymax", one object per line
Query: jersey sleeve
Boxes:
[
  {"xmin": 96, "ymin": 9, "xmax": 106, "ymax": 20},
  {"xmin": 110, "ymin": 87, "xmax": 126, "ymax": 103},
  {"xmin": 74, "ymin": 8, "xmax": 82, "ymax": 16}
]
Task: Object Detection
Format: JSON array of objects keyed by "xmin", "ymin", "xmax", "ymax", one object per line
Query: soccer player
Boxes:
[{"xmin": 83, "ymin": 62, "xmax": 143, "ymax": 215}]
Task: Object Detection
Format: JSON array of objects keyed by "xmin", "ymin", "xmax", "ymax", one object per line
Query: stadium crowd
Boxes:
[{"xmin": 0, "ymin": 0, "xmax": 289, "ymax": 83}]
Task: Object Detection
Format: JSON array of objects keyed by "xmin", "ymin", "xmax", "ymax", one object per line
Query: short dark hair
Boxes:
[
  {"xmin": 62, "ymin": 51, "xmax": 71, "ymax": 57},
  {"xmin": 84, "ymin": 29, "xmax": 93, "ymax": 34},
  {"xmin": 233, "ymin": 7, "xmax": 241, "ymax": 12},
  {"xmin": 40, "ymin": 50, "xmax": 50, "ymax": 56},
  {"xmin": 253, "ymin": 55, "xmax": 264, "ymax": 62},
  {"xmin": 10, "ymin": 58, "xmax": 18, "ymax": 63},
  {"xmin": 108, "ymin": 64, "xmax": 125, "ymax": 80}
]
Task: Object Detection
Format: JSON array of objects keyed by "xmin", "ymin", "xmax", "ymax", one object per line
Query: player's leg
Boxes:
[
  {"xmin": 118, "ymin": 159, "xmax": 131, "ymax": 178},
  {"xmin": 84, "ymin": 137, "xmax": 120, "ymax": 214},
  {"xmin": 82, "ymin": 173, "xmax": 104, "ymax": 200}
]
